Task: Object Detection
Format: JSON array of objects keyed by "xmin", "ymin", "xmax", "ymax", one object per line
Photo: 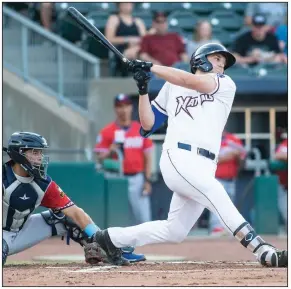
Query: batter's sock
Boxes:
[{"xmin": 233, "ymin": 222, "xmax": 277, "ymax": 265}]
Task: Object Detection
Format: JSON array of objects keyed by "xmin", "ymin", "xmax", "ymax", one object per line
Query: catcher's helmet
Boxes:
[
  {"xmin": 190, "ymin": 43, "xmax": 236, "ymax": 74},
  {"xmin": 3, "ymin": 131, "xmax": 49, "ymax": 179}
]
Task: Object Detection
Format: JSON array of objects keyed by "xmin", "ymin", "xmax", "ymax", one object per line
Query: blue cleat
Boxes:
[{"xmin": 121, "ymin": 246, "xmax": 146, "ymax": 263}]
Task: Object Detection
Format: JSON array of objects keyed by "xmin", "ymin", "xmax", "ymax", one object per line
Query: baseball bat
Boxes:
[{"xmin": 67, "ymin": 7, "xmax": 130, "ymax": 64}]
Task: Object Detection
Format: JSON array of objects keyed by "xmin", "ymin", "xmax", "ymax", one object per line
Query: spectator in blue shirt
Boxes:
[{"xmin": 275, "ymin": 24, "xmax": 287, "ymax": 56}]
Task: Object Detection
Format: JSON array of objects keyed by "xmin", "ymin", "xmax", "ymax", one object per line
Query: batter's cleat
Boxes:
[
  {"xmin": 121, "ymin": 247, "xmax": 146, "ymax": 263},
  {"xmin": 258, "ymin": 244, "xmax": 288, "ymax": 267},
  {"xmin": 94, "ymin": 229, "xmax": 130, "ymax": 266}
]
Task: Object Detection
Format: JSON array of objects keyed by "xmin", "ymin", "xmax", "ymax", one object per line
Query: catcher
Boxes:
[{"xmin": 2, "ymin": 131, "xmax": 144, "ymax": 266}]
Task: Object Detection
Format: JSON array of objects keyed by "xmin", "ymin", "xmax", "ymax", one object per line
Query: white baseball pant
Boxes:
[{"xmin": 108, "ymin": 147, "xmax": 246, "ymax": 247}]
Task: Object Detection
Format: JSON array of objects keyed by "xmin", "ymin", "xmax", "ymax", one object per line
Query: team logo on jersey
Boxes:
[
  {"xmin": 175, "ymin": 94, "xmax": 214, "ymax": 119},
  {"xmin": 200, "ymin": 94, "xmax": 214, "ymax": 105},
  {"xmin": 19, "ymin": 194, "xmax": 30, "ymax": 200},
  {"xmin": 175, "ymin": 96, "xmax": 198, "ymax": 119},
  {"xmin": 57, "ymin": 186, "xmax": 65, "ymax": 198}
]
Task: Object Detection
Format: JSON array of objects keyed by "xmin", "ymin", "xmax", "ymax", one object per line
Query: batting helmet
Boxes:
[{"xmin": 190, "ymin": 43, "xmax": 236, "ymax": 74}]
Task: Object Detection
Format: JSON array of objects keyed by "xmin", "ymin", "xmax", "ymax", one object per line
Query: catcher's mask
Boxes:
[
  {"xmin": 3, "ymin": 131, "xmax": 49, "ymax": 180},
  {"xmin": 190, "ymin": 43, "xmax": 236, "ymax": 74}
]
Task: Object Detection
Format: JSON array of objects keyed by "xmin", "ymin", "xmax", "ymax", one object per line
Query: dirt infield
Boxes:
[{"xmin": 4, "ymin": 235, "xmax": 287, "ymax": 286}]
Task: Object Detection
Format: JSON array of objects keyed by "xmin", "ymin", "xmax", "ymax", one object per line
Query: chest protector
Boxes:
[{"xmin": 2, "ymin": 162, "xmax": 51, "ymax": 232}]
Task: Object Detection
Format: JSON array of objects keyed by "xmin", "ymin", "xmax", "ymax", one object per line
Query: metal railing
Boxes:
[{"xmin": 3, "ymin": 6, "xmax": 100, "ymax": 116}]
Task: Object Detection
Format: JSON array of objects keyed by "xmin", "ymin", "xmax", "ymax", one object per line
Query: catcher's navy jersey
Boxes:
[{"xmin": 2, "ymin": 161, "xmax": 74, "ymax": 232}]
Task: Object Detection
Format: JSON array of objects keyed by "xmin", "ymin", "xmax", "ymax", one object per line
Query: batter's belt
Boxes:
[{"xmin": 177, "ymin": 142, "xmax": 216, "ymax": 161}]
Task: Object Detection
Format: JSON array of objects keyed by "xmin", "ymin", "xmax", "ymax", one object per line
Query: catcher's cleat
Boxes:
[
  {"xmin": 94, "ymin": 229, "xmax": 130, "ymax": 266},
  {"xmin": 258, "ymin": 245, "xmax": 288, "ymax": 267}
]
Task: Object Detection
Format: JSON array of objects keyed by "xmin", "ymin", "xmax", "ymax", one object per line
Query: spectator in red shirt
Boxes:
[
  {"xmin": 94, "ymin": 94, "xmax": 154, "ymax": 225},
  {"xmin": 274, "ymin": 137, "xmax": 287, "ymax": 229},
  {"xmin": 139, "ymin": 11, "xmax": 188, "ymax": 66},
  {"xmin": 209, "ymin": 131, "xmax": 247, "ymax": 235}
]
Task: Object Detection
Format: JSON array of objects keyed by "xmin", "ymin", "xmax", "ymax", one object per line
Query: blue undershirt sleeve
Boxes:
[{"xmin": 140, "ymin": 105, "xmax": 168, "ymax": 138}]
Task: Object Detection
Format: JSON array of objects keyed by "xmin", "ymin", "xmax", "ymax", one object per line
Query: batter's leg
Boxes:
[
  {"xmin": 208, "ymin": 179, "xmax": 235, "ymax": 232},
  {"xmin": 6, "ymin": 213, "xmax": 67, "ymax": 255},
  {"xmin": 108, "ymin": 192, "xmax": 205, "ymax": 247},
  {"xmin": 165, "ymin": 149, "xmax": 287, "ymax": 267}
]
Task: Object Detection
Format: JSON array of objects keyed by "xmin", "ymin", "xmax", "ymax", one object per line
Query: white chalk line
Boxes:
[
  {"xmin": 46, "ymin": 260, "xmax": 259, "ymax": 270},
  {"xmin": 65, "ymin": 268, "xmax": 270, "ymax": 273},
  {"xmin": 45, "ymin": 261, "xmax": 269, "ymax": 274}
]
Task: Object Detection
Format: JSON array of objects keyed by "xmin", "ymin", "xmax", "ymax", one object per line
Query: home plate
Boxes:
[{"xmin": 33, "ymin": 254, "xmax": 186, "ymax": 262}]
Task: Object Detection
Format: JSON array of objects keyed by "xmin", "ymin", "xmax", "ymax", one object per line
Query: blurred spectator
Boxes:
[
  {"xmin": 209, "ymin": 131, "xmax": 247, "ymax": 236},
  {"xmin": 105, "ymin": 3, "xmax": 147, "ymax": 76},
  {"xmin": 232, "ymin": 14, "xmax": 286, "ymax": 66},
  {"xmin": 140, "ymin": 12, "xmax": 188, "ymax": 66},
  {"xmin": 186, "ymin": 20, "xmax": 221, "ymax": 59},
  {"xmin": 273, "ymin": 136, "xmax": 287, "ymax": 230},
  {"xmin": 94, "ymin": 94, "xmax": 153, "ymax": 225},
  {"xmin": 275, "ymin": 19, "xmax": 288, "ymax": 56},
  {"xmin": 245, "ymin": 3, "xmax": 287, "ymax": 31},
  {"xmin": 40, "ymin": 3, "xmax": 54, "ymax": 31}
]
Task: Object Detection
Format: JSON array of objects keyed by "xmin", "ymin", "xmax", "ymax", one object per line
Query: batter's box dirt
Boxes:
[{"xmin": 3, "ymin": 261, "xmax": 287, "ymax": 286}]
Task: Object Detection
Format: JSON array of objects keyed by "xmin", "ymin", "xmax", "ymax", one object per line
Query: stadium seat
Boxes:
[
  {"xmin": 212, "ymin": 27, "xmax": 234, "ymax": 47},
  {"xmin": 86, "ymin": 11, "xmax": 110, "ymax": 31},
  {"xmin": 187, "ymin": 3, "xmax": 218, "ymax": 16},
  {"xmin": 168, "ymin": 26, "xmax": 186, "ymax": 37},
  {"xmin": 55, "ymin": 2, "xmax": 97, "ymax": 15},
  {"xmin": 132, "ymin": 11, "xmax": 153, "ymax": 29},
  {"xmin": 135, "ymin": 2, "xmax": 175, "ymax": 13},
  {"xmin": 209, "ymin": 10, "xmax": 244, "ymax": 32},
  {"xmin": 226, "ymin": 65, "xmax": 250, "ymax": 77},
  {"xmin": 215, "ymin": 3, "xmax": 247, "ymax": 15},
  {"xmin": 94, "ymin": 2, "xmax": 117, "ymax": 13},
  {"xmin": 56, "ymin": 12, "xmax": 83, "ymax": 43},
  {"xmin": 168, "ymin": 11, "xmax": 197, "ymax": 31}
]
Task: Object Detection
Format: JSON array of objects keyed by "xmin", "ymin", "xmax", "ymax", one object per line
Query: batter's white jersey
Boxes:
[{"xmin": 152, "ymin": 73, "xmax": 236, "ymax": 157}]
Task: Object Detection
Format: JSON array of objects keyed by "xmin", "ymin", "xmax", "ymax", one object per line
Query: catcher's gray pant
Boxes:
[
  {"xmin": 3, "ymin": 213, "xmax": 67, "ymax": 256},
  {"xmin": 127, "ymin": 173, "xmax": 151, "ymax": 225},
  {"xmin": 208, "ymin": 179, "xmax": 236, "ymax": 231},
  {"xmin": 278, "ymin": 184, "xmax": 287, "ymax": 226}
]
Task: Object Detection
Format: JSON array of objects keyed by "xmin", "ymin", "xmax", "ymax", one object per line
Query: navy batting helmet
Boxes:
[{"xmin": 190, "ymin": 43, "xmax": 236, "ymax": 74}]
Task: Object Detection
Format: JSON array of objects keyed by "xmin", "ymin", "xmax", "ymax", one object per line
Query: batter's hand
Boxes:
[
  {"xmin": 133, "ymin": 69, "xmax": 151, "ymax": 95},
  {"xmin": 128, "ymin": 59, "xmax": 153, "ymax": 73}
]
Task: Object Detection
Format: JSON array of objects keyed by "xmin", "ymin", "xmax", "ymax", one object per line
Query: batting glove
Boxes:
[
  {"xmin": 128, "ymin": 60, "xmax": 153, "ymax": 73},
  {"xmin": 133, "ymin": 69, "xmax": 151, "ymax": 95}
]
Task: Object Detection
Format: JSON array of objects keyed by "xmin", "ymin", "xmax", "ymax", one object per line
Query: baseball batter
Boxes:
[
  {"xmin": 2, "ymin": 132, "xmax": 144, "ymax": 266},
  {"xmin": 92, "ymin": 43, "xmax": 287, "ymax": 268}
]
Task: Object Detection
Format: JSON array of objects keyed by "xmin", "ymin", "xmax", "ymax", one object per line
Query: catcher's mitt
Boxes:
[{"xmin": 82, "ymin": 238, "xmax": 106, "ymax": 265}]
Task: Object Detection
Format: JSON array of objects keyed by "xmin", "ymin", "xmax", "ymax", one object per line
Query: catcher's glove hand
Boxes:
[
  {"xmin": 128, "ymin": 59, "xmax": 153, "ymax": 73},
  {"xmin": 83, "ymin": 238, "xmax": 106, "ymax": 265}
]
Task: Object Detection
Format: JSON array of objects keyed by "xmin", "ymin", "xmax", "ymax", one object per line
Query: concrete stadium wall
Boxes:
[
  {"xmin": 3, "ymin": 69, "xmax": 90, "ymax": 162},
  {"xmin": 3, "ymin": 70, "xmax": 139, "ymax": 162},
  {"xmin": 88, "ymin": 77, "xmax": 138, "ymax": 135}
]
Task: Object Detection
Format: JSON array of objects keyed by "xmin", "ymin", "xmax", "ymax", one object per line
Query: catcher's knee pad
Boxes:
[
  {"xmin": 2, "ymin": 239, "xmax": 9, "ymax": 266},
  {"xmin": 41, "ymin": 209, "xmax": 66, "ymax": 236}
]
